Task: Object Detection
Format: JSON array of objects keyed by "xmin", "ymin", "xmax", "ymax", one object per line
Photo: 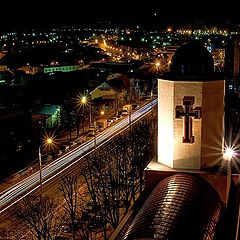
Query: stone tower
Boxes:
[{"xmin": 158, "ymin": 42, "xmax": 225, "ymax": 170}]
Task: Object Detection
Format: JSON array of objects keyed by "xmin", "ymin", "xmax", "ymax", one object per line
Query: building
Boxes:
[
  {"xmin": 90, "ymin": 82, "xmax": 117, "ymax": 101},
  {"xmin": 18, "ymin": 65, "xmax": 41, "ymax": 74},
  {"xmin": 32, "ymin": 104, "xmax": 61, "ymax": 129},
  {"xmin": 158, "ymin": 42, "xmax": 225, "ymax": 172},
  {"xmin": 89, "ymin": 61, "xmax": 142, "ymax": 75},
  {"xmin": 225, "ymin": 38, "xmax": 240, "ymax": 80},
  {"xmin": 113, "ymin": 42, "xmax": 238, "ymax": 240},
  {"xmin": 224, "ymin": 38, "xmax": 240, "ymax": 163},
  {"xmin": 0, "ymin": 65, "xmax": 8, "ymax": 71},
  {"xmin": 162, "ymin": 45, "xmax": 181, "ymax": 65},
  {"xmin": 0, "ymin": 51, "xmax": 7, "ymax": 59},
  {"xmin": 90, "ymin": 74, "xmax": 129, "ymax": 115},
  {"xmin": 43, "ymin": 65, "xmax": 80, "ymax": 74}
]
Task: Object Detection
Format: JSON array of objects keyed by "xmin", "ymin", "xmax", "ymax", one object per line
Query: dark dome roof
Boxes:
[
  {"xmin": 123, "ymin": 173, "xmax": 222, "ymax": 240},
  {"xmin": 170, "ymin": 42, "xmax": 214, "ymax": 77}
]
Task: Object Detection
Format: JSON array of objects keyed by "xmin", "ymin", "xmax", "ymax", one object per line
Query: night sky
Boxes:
[{"xmin": 0, "ymin": 1, "xmax": 239, "ymax": 30}]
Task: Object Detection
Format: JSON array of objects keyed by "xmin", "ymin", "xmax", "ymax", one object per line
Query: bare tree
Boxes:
[
  {"xmin": 0, "ymin": 226, "xmax": 10, "ymax": 240},
  {"xmin": 79, "ymin": 115, "xmax": 157, "ymax": 239},
  {"xmin": 61, "ymin": 101, "xmax": 75, "ymax": 142},
  {"xmin": 75, "ymin": 109, "xmax": 82, "ymax": 138},
  {"xmin": 0, "ymin": 224, "xmax": 29, "ymax": 240},
  {"xmin": 14, "ymin": 194, "xmax": 63, "ymax": 240},
  {"xmin": 131, "ymin": 118, "xmax": 156, "ymax": 193},
  {"xmin": 59, "ymin": 175, "xmax": 80, "ymax": 240}
]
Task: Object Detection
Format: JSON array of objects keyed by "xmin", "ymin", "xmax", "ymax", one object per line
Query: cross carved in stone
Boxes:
[{"xmin": 175, "ymin": 96, "xmax": 201, "ymax": 143}]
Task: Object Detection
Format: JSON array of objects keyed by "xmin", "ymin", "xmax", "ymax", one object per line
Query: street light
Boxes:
[
  {"xmin": 80, "ymin": 95, "xmax": 88, "ymax": 134},
  {"xmin": 38, "ymin": 137, "xmax": 53, "ymax": 194},
  {"xmin": 80, "ymin": 94, "xmax": 95, "ymax": 128},
  {"xmin": 223, "ymin": 147, "xmax": 234, "ymax": 161},
  {"xmin": 155, "ymin": 61, "xmax": 160, "ymax": 68},
  {"xmin": 150, "ymin": 90, "xmax": 153, "ymax": 117},
  {"xmin": 89, "ymin": 100, "xmax": 94, "ymax": 127},
  {"xmin": 93, "ymin": 120, "xmax": 97, "ymax": 151},
  {"xmin": 223, "ymin": 147, "xmax": 234, "ymax": 174},
  {"xmin": 154, "ymin": 58, "xmax": 166, "ymax": 75},
  {"xmin": 129, "ymin": 105, "xmax": 132, "ymax": 132},
  {"xmin": 81, "ymin": 96, "xmax": 87, "ymax": 104}
]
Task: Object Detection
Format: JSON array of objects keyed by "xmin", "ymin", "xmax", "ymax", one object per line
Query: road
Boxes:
[{"xmin": 0, "ymin": 99, "xmax": 157, "ymax": 216}]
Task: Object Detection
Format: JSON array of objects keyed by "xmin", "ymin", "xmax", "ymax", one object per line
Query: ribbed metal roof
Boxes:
[{"xmin": 123, "ymin": 173, "xmax": 222, "ymax": 240}]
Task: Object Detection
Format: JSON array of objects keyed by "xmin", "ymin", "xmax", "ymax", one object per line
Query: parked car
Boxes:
[
  {"xmin": 61, "ymin": 222, "xmax": 71, "ymax": 233},
  {"xmin": 61, "ymin": 220, "xmax": 79, "ymax": 233},
  {"xmin": 60, "ymin": 144, "xmax": 70, "ymax": 152},
  {"xmin": 98, "ymin": 126, "xmax": 104, "ymax": 132},
  {"xmin": 69, "ymin": 141, "xmax": 77, "ymax": 147},
  {"xmin": 86, "ymin": 131, "xmax": 95, "ymax": 138},
  {"xmin": 107, "ymin": 119, "xmax": 113, "ymax": 127},
  {"xmin": 112, "ymin": 116, "xmax": 119, "ymax": 122},
  {"xmin": 121, "ymin": 109, "xmax": 129, "ymax": 115}
]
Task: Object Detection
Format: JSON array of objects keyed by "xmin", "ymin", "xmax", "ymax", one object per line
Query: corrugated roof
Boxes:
[{"xmin": 123, "ymin": 173, "xmax": 222, "ymax": 240}]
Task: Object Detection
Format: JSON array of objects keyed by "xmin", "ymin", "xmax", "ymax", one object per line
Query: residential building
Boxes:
[
  {"xmin": 32, "ymin": 104, "xmax": 61, "ymax": 129},
  {"xmin": 18, "ymin": 65, "xmax": 41, "ymax": 74},
  {"xmin": 43, "ymin": 65, "xmax": 80, "ymax": 73}
]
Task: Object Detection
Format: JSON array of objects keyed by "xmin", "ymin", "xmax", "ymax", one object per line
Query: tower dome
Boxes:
[{"xmin": 170, "ymin": 41, "xmax": 214, "ymax": 77}]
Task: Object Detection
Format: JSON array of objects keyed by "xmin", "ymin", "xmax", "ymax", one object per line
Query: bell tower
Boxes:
[
  {"xmin": 158, "ymin": 42, "xmax": 225, "ymax": 170},
  {"xmin": 153, "ymin": 42, "xmax": 232, "ymax": 205}
]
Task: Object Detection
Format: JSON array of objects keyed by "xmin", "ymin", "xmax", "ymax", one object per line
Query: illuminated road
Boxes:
[{"xmin": 0, "ymin": 99, "xmax": 157, "ymax": 214}]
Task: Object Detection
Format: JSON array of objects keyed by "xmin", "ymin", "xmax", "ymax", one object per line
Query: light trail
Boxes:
[{"xmin": 0, "ymin": 99, "xmax": 157, "ymax": 214}]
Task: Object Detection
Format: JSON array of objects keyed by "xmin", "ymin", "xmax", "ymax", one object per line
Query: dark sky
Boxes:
[{"xmin": 0, "ymin": 1, "xmax": 239, "ymax": 30}]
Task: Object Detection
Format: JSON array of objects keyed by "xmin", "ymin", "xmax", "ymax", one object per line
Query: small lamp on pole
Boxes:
[
  {"xmin": 81, "ymin": 96, "xmax": 87, "ymax": 134},
  {"xmin": 39, "ymin": 137, "xmax": 53, "ymax": 194}
]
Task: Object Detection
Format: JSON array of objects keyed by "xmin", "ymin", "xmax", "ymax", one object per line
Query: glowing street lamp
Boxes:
[
  {"xmin": 223, "ymin": 147, "xmax": 234, "ymax": 177},
  {"xmin": 155, "ymin": 62, "xmax": 160, "ymax": 68},
  {"xmin": 223, "ymin": 148, "xmax": 234, "ymax": 161},
  {"xmin": 77, "ymin": 93, "xmax": 94, "ymax": 133},
  {"xmin": 46, "ymin": 138, "xmax": 53, "ymax": 145},
  {"xmin": 80, "ymin": 95, "xmax": 88, "ymax": 134},
  {"xmin": 39, "ymin": 137, "xmax": 53, "ymax": 194},
  {"xmin": 81, "ymin": 96, "xmax": 87, "ymax": 104},
  {"xmin": 153, "ymin": 58, "xmax": 167, "ymax": 74}
]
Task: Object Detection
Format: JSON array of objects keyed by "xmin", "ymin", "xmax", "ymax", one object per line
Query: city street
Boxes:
[{"xmin": 0, "ymin": 99, "xmax": 157, "ymax": 220}]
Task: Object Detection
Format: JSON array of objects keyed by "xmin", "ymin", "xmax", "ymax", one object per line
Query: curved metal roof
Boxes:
[
  {"xmin": 123, "ymin": 173, "xmax": 222, "ymax": 240},
  {"xmin": 170, "ymin": 41, "xmax": 214, "ymax": 77}
]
